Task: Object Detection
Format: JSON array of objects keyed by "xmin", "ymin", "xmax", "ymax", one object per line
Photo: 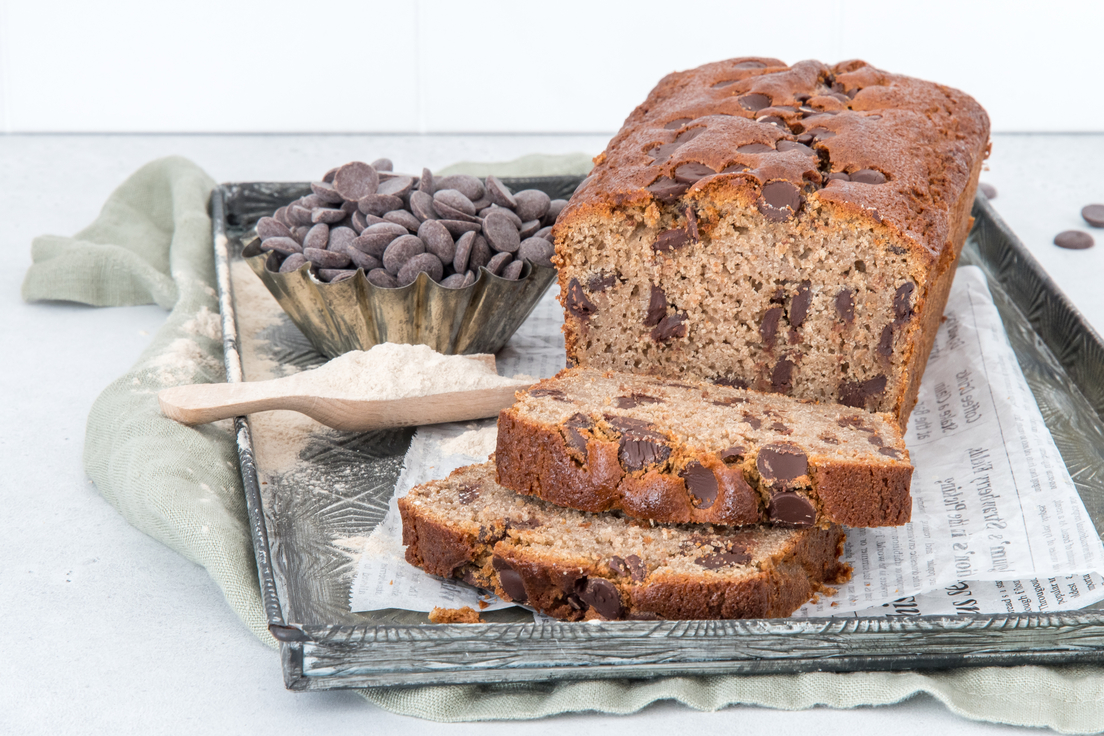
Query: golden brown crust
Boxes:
[{"xmin": 428, "ymin": 606, "xmax": 485, "ymax": 624}]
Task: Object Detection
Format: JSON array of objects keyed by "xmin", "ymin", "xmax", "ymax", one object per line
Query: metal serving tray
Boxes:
[{"xmin": 211, "ymin": 178, "xmax": 1104, "ymax": 690}]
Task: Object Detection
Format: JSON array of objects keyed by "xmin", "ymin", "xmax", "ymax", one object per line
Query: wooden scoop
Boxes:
[{"xmin": 158, "ymin": 354, "xmax": 529, "ymax": 431}]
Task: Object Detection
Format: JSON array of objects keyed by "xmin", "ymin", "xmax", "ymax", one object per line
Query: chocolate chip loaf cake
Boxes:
[
  {"xmin": 496, "ymin": 368, "xmax": 912, "ymax": 528},
  {"xmin": 400, "ymin": 461, "xmax": 849, "ymax": 620},
  {"xmin": 554, "ymin": 58, "xmax": 990, "ymax": 427}
]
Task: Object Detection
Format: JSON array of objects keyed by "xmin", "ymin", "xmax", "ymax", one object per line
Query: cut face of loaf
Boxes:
[
  {"xmin": 554, "ymin": 58, "xmax": 990, "ymax": 427},
  {"xmin": 399, "ymin": 461, "xmax": 850, "ymax": 621},
  {"xmin": 496, "ymin": 368, "xmax": 912, "ymax": 528}
]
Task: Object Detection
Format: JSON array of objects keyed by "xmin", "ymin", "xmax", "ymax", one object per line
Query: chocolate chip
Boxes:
[
  {"xmin": 894, "ymin": 283, "xmax": 915, "ymax": 323},
  {"xmin": 382, "ymin": 234, "xmax": 425, "ymax": 275},
  {"xmin": 544, "ymin": 200, "xmax": 568, "ymax": 227},
  {"xmin": 757, "ymin": 181, "xmax": 802, "ymax": 222},
  {"xmin": 529, "ymin": 387, "xmax": 567, "ymax": 400},
  {"xmin": 826, "ymin": 172, "xmax": 851, "ymax": 182},
  {"xmin": 366, "ymin": 268, "xmax": 399, "ymax": 288},
  {"xmin": 260, "ymin": 236, "xmax": 302, "ymax": 255},
  {"xmin": 492, "ymin": 556, "xmax": 527, "ymax": 603},
  {"xmin": 333, "ymin": 161, "xmax": 378, "ymax": 201},
  {"xmin": 566, "ymin": 277, "xmax": 598, "ymax": 320},
  {"xmin": 850, "ymin": 169, "xmax": 887, "ymax": 185},
  {"xmin": 743, "ymin": 413, "xmax": 762, "ymax": 430},
  {"xmin": 439, "ymin": 220, "xmax": 481, "ymax": 237},
  {"xmin": 563, "ymin": 413, "xmax": 594, "ymax": 454},
  {"xmin": 806, "ymin": 127, "xmax": 836, "ymax": 141},
  {"xmin": 838, "ymin": 375, "xmax": 888, "ymax": 407},
  {"xmin": 319, "ymin": 269, "xmax": 355, "ymax": 283},
  {"xmin": 612, "ymin": 396, "xmax": 638, "ymax": 409},
  {"xmin": 767, "ymin": 492, "xmax": 816, "ymax": 527},
  {"xmin": 257, "ymin": 217, "xmax": 294, "ymax": 241},
  {"xmin": 371, "ymin": 158, "xmax": 393, "ymax": 172},
  {"xmin": 483, "ymin": 175, "xmax": 516, "ymax": 208},
  {"xmin": 835, "ymin": 289, "xmax": 855, "ymax": 323},
  {"xmin": 436, "ymin": 175, "xmax": 485, "ymax": 202},
  {"xmin": 502, "ymin": 260, "xmax": 525, "ymax": 280},
  {"xmin": 418, "ymin": 219, "xmax": 456, "ymax": 263},
  {"xmin": 588, "ymin": 272, "xmax": 617, "ymax": 292},
  {"xmin": 1054, "ymin": 230, "xmax": 1094, "ymax": 250},
  {"xmin": 303, "ymin": 247, "xmax": 350, "ymax": 269},
  {"xmin": 712, "ymin": 79, "xmax": 738, "ymax": 89},
  {"xmin": 771, "ymin": 359, "xmax": 795, "ymax": 393},
  {"xmin": 756, "ymin": 442, "xmax": 808, "ymax": 488},
  {"xmin": 651, "ymin": 313, "xmax": 686, "ymax": 342},
  {"xmin": 609, "ymin": 556, "xmax": 630, "ymax": 576},
  {"xmin": 278, "ymin": 253, "xmax": 308, "ymax": 273},
  {"xmin": 665, "ymin": 117, "xmax": 693, "ymax": 129},
  {"xmin": 376, "ymin": 175, "xmax": 412, "ymax": 197},
  {"xmin": 776, "ymin": 140, "xmax": 814, "ymax": 155},
  {"xmin": 517, "ymin": 220, "xmax": 541, "ymax": 240},
  {"xmin": 757, "ymin": 116, "xmax": 788, "ymax": 129},
  {"xmin": 820, "ymin": 434, "xmax": 840, "ymax": 445},
  {"xmin": 879, "ymin": 446, "xmax": 902, "ymax": 459},
  {"xmin": 486, "ymin": 252, "xmax": 513, "ymax": 276},
  {"xmin": 790, "ymin": 281, "xmax": 811, "ymax": 327},
  {"xmin": 345, "ymin": 247, "xmax": 380, "ymax": 272},
  {"xmin": 878, "ymin": 325, "xmax": 894, "ymax": 358},
  {"xmin": 739, "ymin": 93, "xmax": 771, "ymax": 111},
  {"xmin": 409, "ymin": 190, "xmax": 438, "ymax": 221},
  {"xmin": 646, "ymin": 176, "xmax": 689, "ymax": 202},
  {"xmin": 673, "ymin": 162, "xmax": 716, "ymax": 184},
  {"xmin": 507, "ymin": 516, "xmax": 541, "ymax": 530},
  {"xmin": 696, "ymin": 546, "xmax": 751, "ymax": 569},
  {"xmin": 714, "ymin": 376, "xmax": 749, "ymax": 389},
  {"xmin": 721, "ymin": 163, "xmax": 749, "ymax": 174},
  {"xmin": 1082, "ymin": 204, "xmax": 1104, "ymax": 228},
  {"xmin": 643, "ymin": 285, "xmax": 667, "ymax": 327},
  {"xmin": 576, "ymin": 577, "xmax": 621, "ymax": 619},
  {"xmin": 312, "ymin": 207, "xmax": 346, "ymax": 224},
  {"xmin": 397, "ymin": 252, "xmax": 444, "ymax": 285},
  {"xmin": 653, "ymin": 227, "xmax": 690, "ymax": 252},
  {"xmin": 457, "ymin": 484, "xmax": 479, "ymax": 505},
  {"xmin": 469, "ymin": 235, "xmax": 492, "ymax": 270},
  {"xmin": 514, "ymin": 189, "xmax": 552, "ymax": 222},
  {"xmin": 979, "ymin": 182, "xmax": 998, "ymax": 200},
  {"xmin": 680, "ymin": 462, "xmax": 718, "ymax": 509},
  {"xmin": 720, "ymin": 446, "xmax": 745, "ymax": 464},
  {"xmin": 483, "ymin": 210, "xmax": 522, "ymax": 253},
  {"xmin": 518, "ymin": 237, "xmax": 554, "ymax": 268},
  {"xmin": 450, "ymin": 231, "xmax": 474, "ymax": 273},
  {"xmin": 418, "ymin": 168, "xmax": 436, "ymax": 196},
  {"xmin": 760, "ymin": 306, "xmax": 783, "ymax": 345},
  {"xmin": 737, "ymin": 142, "xmax": 774, "ymax": 154}
]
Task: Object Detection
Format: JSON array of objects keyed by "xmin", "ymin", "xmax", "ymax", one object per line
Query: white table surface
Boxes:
[{"xmin": 2, "ymin": 133, "xmax": 1101, "ymax": 735}]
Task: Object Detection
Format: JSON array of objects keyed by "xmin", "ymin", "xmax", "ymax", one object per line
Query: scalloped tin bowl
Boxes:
[{"xmin": 241, "ymin": 236, "xmax": 558, "ymax": 358}]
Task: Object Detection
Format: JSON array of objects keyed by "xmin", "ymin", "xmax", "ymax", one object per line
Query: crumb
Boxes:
[{"xmin": 429, "ymin": 606, "xmax": 485, "ymax": 624}]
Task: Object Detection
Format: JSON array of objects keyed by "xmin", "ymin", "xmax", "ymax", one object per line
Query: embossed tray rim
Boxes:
[{"xmin": 212, "ymin": 180, "xmax": 1104, "ymax": 690}]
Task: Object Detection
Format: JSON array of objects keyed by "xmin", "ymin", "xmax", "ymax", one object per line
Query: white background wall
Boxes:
[{"xmin": 0, "ymin": 0, "xmax": 1099, "ymax": 134}]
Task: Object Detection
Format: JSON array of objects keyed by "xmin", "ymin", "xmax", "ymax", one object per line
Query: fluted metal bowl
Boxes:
[{"xmin": 241, "ymin": 236, "xmax": 557, "ymax": 357}]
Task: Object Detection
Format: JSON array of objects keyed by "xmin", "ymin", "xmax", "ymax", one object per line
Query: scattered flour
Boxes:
[
  {"xmin": 440, "ymin": 425, "xmax": 498, "ymax": 459},
  {"xmin": 282, "ymin": 343, "xmax": 530, "ymax": 400},
  {"xmin": 181, "ymin": 305, "xmax": 222, "ymax": 341}
]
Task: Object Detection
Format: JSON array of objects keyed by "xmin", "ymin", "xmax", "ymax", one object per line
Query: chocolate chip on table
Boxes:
[
  {"xmin": 418, "ymin": 219, "xmax": 456, "ymax": 263},
  {"xmin": 370, "ymin": 157, "xmax": 393, "ymax": 172},
  {"xmin": 383, "ymin": 209, "xmax": 421, "ymax": 232},
  {"xmin": 279, "ymin": 253, "xmax": 308, "ymax": 273},
  {"xmin": 483, "ymin": 210, "xmax": 522, "ymax": 253},
  {"xmin": 757, "ymin": 181, "xmax": 802, "ymax": 221},
  {"xmin": 481, "ymin": 205, "xmax": 522, "ymax": 229},
  {"xmin": 310, "ymin": 181, "xmax": 345, "ymax": 204},
  {"xmin": 1081, "ymin": 204, "xmax": 1104, "ymax": 228},
  {"xmin": 576, "ymin": 577, "xmax": 621, "ymax": 619},
  {"xmin": 502, "ymin": 260, "xmax": 525, "ymax": 280},
  {"xmin": 434, "ymin": 198, "xmax": 482, "ymax": 223},
  {"xmin": 756, "ymin": 442, "xmax": 808, "ymax": 489},
  {"xmin": 645, "ymin": 285, "xmax": 667, "ymax": 327},
  {"xmin": 303, "ymin": 247, "xmax": 350, "ymax": 269},
  {"xmin": 513, "ymin": 190, "xmax": 551, "ymax": 222},
  {"xmin": 439, "ymin": 220, "xmax": 482, "ymax": 237},
  {"xmin": 484, "ymin": 176, "xmax": 517, "ymax": 208},
  {"xmin": 518, "ymin": 237, "xmax": 554, "ymax": 267},
  {"xmin": 850, "ymin": 169, "xmax": 887, "ymax": 185},
  {"xmin": 486, "ymin": 251, "xmax": 513, "ymax": 276},
  {"xmin": 364, "ymin": 268, "xmax": 398, "ymax": 288},
  {"xmin": 304, "ymin": 223, "xmax": 329, "ymax": 250},
  {"xmin": 260, "ymin": 236, "xmax": 302, "ymax": 255},
  {"xmin": 322, "ymin": 167, "xmax": 338, "ymax": 184},
  {"xmin": 398, "ymin": 252, "xmax": 444, "ymax": 285},
  {"xmin": 1054, "ymin": 230, "xmax": 1094, "ymax": 250},
  {"xmin": 979, "ymin": 182, "xmax": 997, "ymax": 200},
  {"xmin": 767, "ymin": 492, "xmax": 816, "ymax": 526},
  {"xmin": 309, "ymin": 207, "xmax": 344, "ymax": 224},
  {"xmin": 333, "ymin": 161, "xmax": 379, "ymax": 201},
  {"xmin": 383, "ymin": 234, "xmax": 426, "ymax": 274},
  {"xmin": 738, "ymin": 93, "xmax": 771, "ymax": 111},
  {"xmin": 680, "ymin": 462, "xmax": 718, "ymax": 508},
  {"xmin": 358, "ymin": 193, "xmax": 404, "ymax": 217}
]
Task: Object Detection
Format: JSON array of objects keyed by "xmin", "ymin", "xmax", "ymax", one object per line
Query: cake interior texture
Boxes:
[
  {"xmin": 497, "ymin": 368, "xmax": 912, "ymax": 528},
  {"xmin": 400, "ymin": 461, "xmax": 850, "ymax": 621},
  {"xmin": 554, "ymin": 58, "xmax": 990, "ymax": 427}
]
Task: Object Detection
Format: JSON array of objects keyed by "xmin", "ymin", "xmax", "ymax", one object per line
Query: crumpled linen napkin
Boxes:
[{"xmin": 22, "ymin": 154, "xmax": 1104, "ymax": 732}]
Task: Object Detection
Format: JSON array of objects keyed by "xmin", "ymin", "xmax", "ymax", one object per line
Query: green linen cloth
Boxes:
[{"xmin": 22, "ymin": 155, "xmax": 1104, "ymax": 732}]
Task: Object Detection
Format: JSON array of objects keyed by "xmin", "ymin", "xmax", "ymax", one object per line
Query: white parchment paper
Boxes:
[{"xmin": 350, "ymin": 268, "xmax": 1104, "ymax": 617}]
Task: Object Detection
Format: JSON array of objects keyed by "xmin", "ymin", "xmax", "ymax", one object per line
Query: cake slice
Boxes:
[
  {"xmin": 399, "ymin": 461, "xmax": 849, "ymax": 621},
  {"xmin": 553, "ymin": 58, "xmax": 990, "ymax": 427},
  {"xmin": 496, "ymin": 368, "xmax": 912, "ymax": 528}
]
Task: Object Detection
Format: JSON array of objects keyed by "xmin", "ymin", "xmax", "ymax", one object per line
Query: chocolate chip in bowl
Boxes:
[{"xmin": 241, "ymin": 161, "xmax": 572, "ymax": 357}]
